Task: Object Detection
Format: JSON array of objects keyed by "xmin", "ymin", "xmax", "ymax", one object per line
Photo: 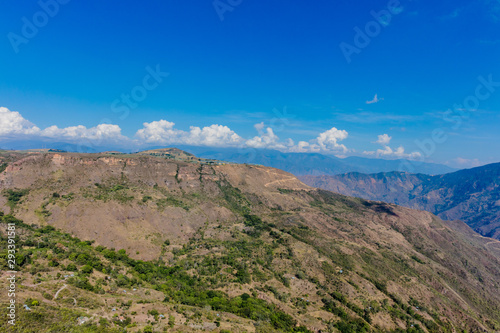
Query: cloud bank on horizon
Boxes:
[{"xmin": 0, "ymin": 106, "xmax": 421, "ymax": 159}]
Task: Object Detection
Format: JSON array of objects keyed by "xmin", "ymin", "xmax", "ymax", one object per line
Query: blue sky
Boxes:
[{"xmin": 0, "ymin": 0, "xmax": 499, "ymax": 168}]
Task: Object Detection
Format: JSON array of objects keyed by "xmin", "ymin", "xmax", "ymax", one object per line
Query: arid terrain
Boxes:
[
  {"xmin": 0, "ymin": 149, "xmax": 499, "ymax": 332},
  {"xmin": 299, "ymin": 164, "xmax": 500, "ymax": 240}
]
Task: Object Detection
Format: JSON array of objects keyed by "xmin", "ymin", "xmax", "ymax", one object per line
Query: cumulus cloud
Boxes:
[
  {"xmin": 136, "ymin": 120, "xmax": 351, "ymax": 154},
  {"xmin": 286, "ymin": 127, "xmax": 349, "ymax": 154},
  {"xmin": 0, "ymin": 107, "xmax": 127, "ymax": 145},
  {"xmin": 363, "ymin": 133, "xmax": 421, "ymax": 159},
  {"xmin": 254, "ymin": 122, "xmax": 265, "ymax": 132},
  {"xmin": 41, "ymin": 124, "xmax": 125, "ymax": 142},
  {"xmin": 316, "ymin": 127, "xmax": 348, "ymax": 153},
  {"xmin": 195, "ymin": 122, "xmax": 349, "ymax": 153},
  {"xmin": 136, "ymin": 120, "xmax": 286, "ymax": 149},
  {"xmin": 287, "ymin": 141, "xmax": 319, "ymax": 153},
  {"xmin": 368, "ymin": 145, "xmax": 420, "ymax": 159},
  {"xmin": 0, "ymin": 107, "xmax": 40, "ymax": 135},
  {"xmin": 246, "ymin": 126, "xmax": 284, "ymax": 149},
  {"xmin": 135, "ymin": 120, "xmax": 181, "ymax": 144},
  {"xmin": 0, "ymin": 106, "xmax": 353, "ymax": 155},
  {"xmin": 375, "ymin": 133, "xmax": 392, "ymax": 145},
  {"xmin": 187, "ymin": 125, "xmax": 242, "ymax": 146},
  {"xmin": 135, "ymin": 120, "xmax": 243, "ymax": 147}
]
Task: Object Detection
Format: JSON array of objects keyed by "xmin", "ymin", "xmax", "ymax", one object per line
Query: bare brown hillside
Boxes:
[
  {"xmin": 0, "ymin": 152, "xmax": 310, "ymax": 261},
  {"xmin": 0, "ymin": 150, "xmax": 499, "ymax": 332}
]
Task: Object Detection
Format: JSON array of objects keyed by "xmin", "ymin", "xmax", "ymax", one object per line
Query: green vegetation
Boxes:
[
  {"xmin": 82, "ymin": 180, "xmax": 134, "ymax": 203},
  {"xmin": 0, "ymin": 152, "xmax": 498, "ymax": 332},
  {"xmin": 3, "ymin": 188, "xmax": 29, "ymax": 209},
  {"xmin": 411, "ymin": 255, "xmax": 425, "ymax": 264},
  {"xmin": 216, "ymin": 180, "xmax": 251, "ymax": 215},
  {"xmin": 4, "ymin": 204, "xmax": 438, "ymax": 332},
  {"xmin": 0, "ymin": 211, "xmax": 313, "ymax": 332},
  {"xmin": 35, "ymin": 202, "xmax": 52, "ymax": 221},
  {"xmin": 243, "ymin": 214, "xmax": 272, "ymax": 237},
  {"xmin": 156, "ymin": 196, "xmax": 190, "ymax": 211}
]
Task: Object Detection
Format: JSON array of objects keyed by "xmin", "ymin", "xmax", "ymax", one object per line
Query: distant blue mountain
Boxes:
[
  {"xmin": 0, "ymin": 139, "xmax": 130, "ymax": 154},
  {"xmin": 300, "ymin": 162, "xmax": 500, "ymax": 240},
  {"xmin": 175, "ymin": 146, "xmax": 456, "ymax": 176},
  {"xmin": 0, "ymin": 140, "xmax": 456, "ymax": 175}
]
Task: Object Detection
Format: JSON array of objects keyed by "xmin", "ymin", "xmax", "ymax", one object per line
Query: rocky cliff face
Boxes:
[
  {"xmin": 300, "ymin": 163, "xmax": 500, "ymax": 240},
  {"xmin": 1, "ymin": 150, "xmax": 499, "ymax": 332}
]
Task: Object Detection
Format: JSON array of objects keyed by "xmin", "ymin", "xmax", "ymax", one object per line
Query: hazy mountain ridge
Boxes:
[
  {"xmin": 0, "ymin": 150, "xmax": 499, "ymax": 332},
  {"xmin": 1, "ymin": 140, "xmax": 456, "ymax": 175},
  {"xmin": 178, "ymin": 147, "xmax": 457, "ymax": 176},
  {"xmin": 299, "ymin": 163, "xmax": 500, "ymax": 240}
]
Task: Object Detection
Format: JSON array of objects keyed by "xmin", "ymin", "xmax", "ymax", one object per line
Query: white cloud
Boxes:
[
  {"xmin": 0, "ymin": 107, "xmax": 350, "ymax": 154},
  {"xmin": 0, "ymin": 107, "xmax": 402, "ymax": 159},
  {"xmin": 452, "ymin": 157, "xmax": 482, "ymax": 168},
  {"xmin": 375, "ymin": 145, "xmax": 420, "ymax": 159},
  {"xmin": 376, "ymin": 145, "xmax": 395, "ymax": 157},
  {"xmin": 364, "ymin": 134, "xmax": 421, "ymax": 159},
  {"xmin": 288, "ymin": 141, "xmax": 319, "ymax": 153},
  {"xmin": 285, "ymin": 127, "xmax": 349, "ymax": 154},
  {"xmin": 41, "ymin": 124, "xmax": 125, "ymax": 142},
  {"xmin": 0, "ymin": 107, "xmax": 40, "ymax": 136},
  {"xmin": 246, "ymin": 126, "xmax": 285, "ymax": 149},
  {"xmin": 254, "ymin": 122, "xmax": 265, "ymax": 132},
  {"xmin": 316, "ymin": 127, "xmax": 348, "ymax": 153},
  {"xmin": 135, "ymin": 120, "xmax": 179, "ymax": 144},
  {"xmin": 135, "ymin": 120, "xmax": 243, "ymax": 147},
  {"xmin": 0, "ymin": 107, "xmax": 127, "ymax": 145},
  {"xmin": 375, "ymin": 133, "xmax": 392, "ymax": 145},
  {"xmin": 186, "ymin": 124, "xmax": 242, "ymax": 146},
  {"xmin": 239, "ymin": 123, "xmax": 349, "ymax": 154},
  {"xmin": 2, "ymin": 107, "xmax": 427, "ymax": 161},
  {"xmin": 366, "ymin": 94, "xmax": 383, "ymax": 104}
]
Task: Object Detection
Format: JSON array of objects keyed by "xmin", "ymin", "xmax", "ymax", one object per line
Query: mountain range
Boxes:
[
  {"xmin": 0, "ymin": 140, "xmax": 457, "ymax": 176},
  {"xmin": 300, "ymin": 163, "xmax": 500, "ymax": 241},
  {"xmin": 0, "ymin": 149, "xmax": 499, "ymax": 332},
  {"xmin": 178, "ymin": 146, "xmax": 457, "ymax": 176}
]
